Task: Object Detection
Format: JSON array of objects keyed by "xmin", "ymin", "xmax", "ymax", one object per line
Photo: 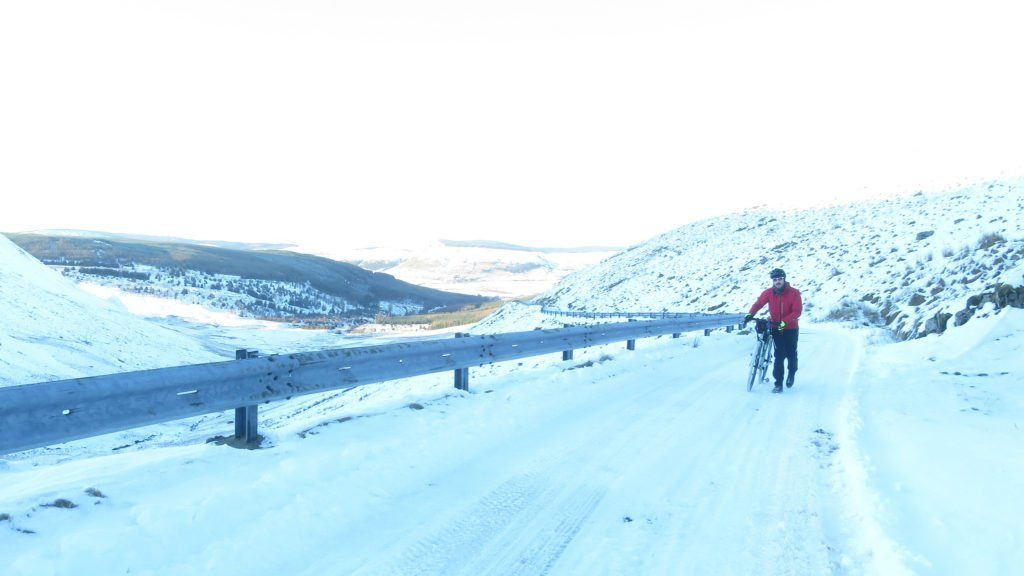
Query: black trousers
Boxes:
[{"xmin": 771, "ymin": 328, "xmax": 799, "ymax": 385}]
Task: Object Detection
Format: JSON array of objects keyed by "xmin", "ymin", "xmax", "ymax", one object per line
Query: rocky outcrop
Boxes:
[{"xmin": 953, "ymin": 283, "xmax": 1024, "ymax": 327}]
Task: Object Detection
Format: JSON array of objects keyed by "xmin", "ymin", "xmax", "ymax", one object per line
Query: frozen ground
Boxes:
[{"xmin": 3, "ymin": 309, "xmax": 1021, "ymax": 575}]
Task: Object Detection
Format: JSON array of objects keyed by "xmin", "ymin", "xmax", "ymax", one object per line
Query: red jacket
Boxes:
[{"xmin": 749, "ymin": 283, "xmax": 802, "ymax": 330}]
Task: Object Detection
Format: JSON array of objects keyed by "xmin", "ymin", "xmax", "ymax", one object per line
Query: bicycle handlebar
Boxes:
[{"xmin": 748, "ymin": 317, "xmax": 780, "ymax": 334}]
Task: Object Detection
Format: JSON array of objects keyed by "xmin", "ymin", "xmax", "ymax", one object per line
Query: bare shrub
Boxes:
[
  {"xmin": 825, "ymin": 298, "xmax": 884, "ymax": 325},
  {"xmin": 978, "ymin": 232, "xmax": 1006, "ymax": 250}
]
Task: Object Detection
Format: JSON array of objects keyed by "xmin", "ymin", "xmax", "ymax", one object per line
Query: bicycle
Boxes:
[{"xmin": 746, "ymin": 318, "xmax": 775, "ymax": 392}]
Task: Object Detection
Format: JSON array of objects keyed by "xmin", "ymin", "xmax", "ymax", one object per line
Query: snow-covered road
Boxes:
[
  {"xmin": 337, "ymin": 325, "xmax": 861, "ymax": 575},
  {"xmin": 3, "ymin": 316, "xmax": 1022, "ymax": 575}
]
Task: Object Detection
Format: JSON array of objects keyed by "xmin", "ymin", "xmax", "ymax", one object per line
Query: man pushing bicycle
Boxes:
[{"xmin": 745, "ymin": 268, "xmax": 802, "ymax": 393}]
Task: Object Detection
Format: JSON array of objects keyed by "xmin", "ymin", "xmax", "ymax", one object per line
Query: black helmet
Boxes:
[{"xmin": 769, "ymin": 268, "xmax": 786, "ymax": 279}]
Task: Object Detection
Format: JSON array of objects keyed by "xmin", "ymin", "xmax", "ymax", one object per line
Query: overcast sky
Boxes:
[{"xmin": 2, "ymin": 1, "xmax": 1022, "ymax": 251}]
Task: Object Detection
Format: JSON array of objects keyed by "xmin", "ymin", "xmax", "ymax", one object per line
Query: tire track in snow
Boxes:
[
  {"xmin": 462, "ymin": 482, "xmax": 607, "ymax": 576},
  {"xmin": 354, "ymin": 468, "xmax": 554, "ymax": 576},
  {"xmin": 699, "ymin": 328, "xmax": 847, "ymax": 574},
  {"xmin": 553, "ymin": 326, "xmax": 855, "ymax": 575},
  {"xmin": 354, "ymin": 351, "xmax": 731, "ymax": 576}
]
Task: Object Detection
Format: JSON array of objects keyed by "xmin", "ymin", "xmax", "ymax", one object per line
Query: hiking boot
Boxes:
[
  {"xmin": 772, "ymin": 385, "xmax": 783, "ymax": 394},
  {"xmin": 786, "ymin": 374, "xmax": 795, "ymax": 388}
]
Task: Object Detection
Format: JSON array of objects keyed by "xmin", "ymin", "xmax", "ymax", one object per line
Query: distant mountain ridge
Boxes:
[
  {"xmin": 439, "ymin": 239, "xmax": 622, "ymax": 254},
  {"xmin": 6, "ymin": 233, "xmax": 491, "ymax": 325},
  {"xmin": 313, "ymin": 240, "xmax": 620, "ymax": 299},
  {"xmin": 18, "ymin": 229, "xmax": 296, "ymax": 251},
  {"xmin": 15, "ymin": 232, "xmax": 623, "ymax": 299}
]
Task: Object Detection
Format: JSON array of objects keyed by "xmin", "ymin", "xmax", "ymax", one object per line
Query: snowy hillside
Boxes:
[
  {"xmin": 0, "ymin": 235, "xmax": 222, "ymax": 386},
  {"xmin": 301, "ymin": 239, "xmax": 619, "ymax": 298},
  {"xmin": 63, "ymin": 265, "xmax": 369, "ymax": 323},
  {"xmin": 532, "ymin": 180, "xmax": 1024, "ymax": 339}
]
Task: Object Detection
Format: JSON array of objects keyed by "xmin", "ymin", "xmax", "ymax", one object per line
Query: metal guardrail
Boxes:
[{"xmin": 0, "ymin": 313, "xmax": 744, "ymax": 456}]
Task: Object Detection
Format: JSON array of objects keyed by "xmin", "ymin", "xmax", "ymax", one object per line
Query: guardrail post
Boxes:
[
  {"xmin": 672, "ymin": 333, "xmax": 680, "ymax": 338},
  {"xmin": 454, "ymin": 333, "xmax": 470, "ymax": 391},
  {"xmin": 234, "ymin": 349, "xmax": 260, "ymax": 445},
  {"xmin": 704, "ymin": 328, "xmax": 711, "ymax": 336},
  {"xmin": 562, "ymin": 324, "xmax": 574, "ymax": 360},
  {"xmin": 726, "ymin": 325, "xmax": 733, "ymax": 333},
  {"xmin": 627, "ymin": 319, "xmax": 636, "ymax": 351}
]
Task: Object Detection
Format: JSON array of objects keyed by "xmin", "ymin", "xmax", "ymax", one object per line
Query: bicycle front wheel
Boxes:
[
  {"xmin": 747, "ymin": 340, "xmax": 763, "ymax": 392},
  {"xmin": 759, "ymin": 337, "xmax": 774, "ymax": 384}
]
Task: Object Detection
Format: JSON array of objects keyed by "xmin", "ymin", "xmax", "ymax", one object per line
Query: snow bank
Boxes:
[{"xmin": 835, "ymin": 308, "xmax": 1024, "ymax": 574}]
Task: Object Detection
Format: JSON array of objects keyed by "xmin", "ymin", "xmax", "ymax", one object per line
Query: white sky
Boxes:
[{"xmin": 2, "ymin": 1, "xmax": 1022, "ymax": 250}]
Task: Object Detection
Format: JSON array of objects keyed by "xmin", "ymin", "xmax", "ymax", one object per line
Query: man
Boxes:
[{"xmin": 745, "ymin": 268, "xmax": 802, "ymax": 393}]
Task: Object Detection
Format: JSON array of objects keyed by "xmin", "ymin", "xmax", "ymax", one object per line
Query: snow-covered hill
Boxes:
[
  {"xmin": 0, "ymin": 235, "xmax": 222, "ymax": 387},
  {"xmin": 301, "ymin": 239, "xmax": 619, "ymax": 298},
  {"xmin": 527, "ymin": 180, "xmax": 1023, "ymax": 339}
]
